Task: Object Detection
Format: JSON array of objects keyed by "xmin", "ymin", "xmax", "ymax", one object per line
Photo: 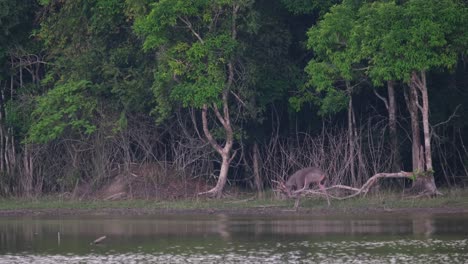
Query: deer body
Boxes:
[{"xmin": 286, "ymin": 167, "xmax": 330, "ymax": 205}]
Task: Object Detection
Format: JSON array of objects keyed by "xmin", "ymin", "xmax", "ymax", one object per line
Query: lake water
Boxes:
[{"xmin": 0, "ymin": 212, "xmax": 467, "ymax": 263}]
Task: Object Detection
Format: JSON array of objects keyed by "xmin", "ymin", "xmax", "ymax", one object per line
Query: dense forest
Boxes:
[{"xmin": 0, "ymin": 0, "xmax": 467, "ymax": 199}]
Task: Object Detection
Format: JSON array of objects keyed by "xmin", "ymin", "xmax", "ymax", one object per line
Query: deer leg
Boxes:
[
  {"xmin": 293, "ymin": 178, "xmax": 310, "ymax": 194},
  {"xmin": 319, "ymin": 182, "xmax": 330, "ymax": 206},
  {"xmin": 294, "ymin": 197, "xmax": 300, "ymax": 211}
]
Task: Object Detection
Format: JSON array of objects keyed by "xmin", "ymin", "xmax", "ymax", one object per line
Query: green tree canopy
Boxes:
[
  {"xmin": 357, "ymin": 0, "xmax": 468, "ymax": 85},
  {"xmin": 292, "ymin": 1, "xmax": 362, "ymax": 115},
  {"xmin": 134, "ymin": 0, "xmax": 255, "ymax": 121},
  {"xmin": 29, "ymin": 0, "xmax": 153, "ymax": 142}
]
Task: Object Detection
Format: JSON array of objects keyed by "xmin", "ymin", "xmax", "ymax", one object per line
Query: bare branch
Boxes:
[
  {"xmin": 373, "ymin": 89, "xmax": 389, "ymax": 110},
  {"xmin": 231, "ymin": 4, "xmax": 239, "ymax": 40},
  {"xmin": 178, "ymin": 16, "xmax": 204, "ymax": 44},
  {"xmin": 229, "ymin": 149, "xmax": 238, "ymax": 163},
  {"xmin": 433, "ymin": 104, "xmax": 461, "ymax": 128},
  {"xmin": 208, "ymin": 6, "xmax": 223, "ymax": 32},
  {"xmin": 230, "ymin": 90, "xmax": 247, "ymax": 107}
]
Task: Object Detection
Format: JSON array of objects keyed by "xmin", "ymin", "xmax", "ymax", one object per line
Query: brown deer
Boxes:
[{"xmin": 285, "ymin": 167, "xmax": 330, "ymax": 206}]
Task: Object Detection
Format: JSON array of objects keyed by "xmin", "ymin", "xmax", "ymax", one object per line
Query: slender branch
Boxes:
[
  {"xmin": 230, "ymin": 90, "xmax": 246, "ymax": 107},
  {"xmin": 229, "ymin": 149, "xmax": 238, "ymax": 163},
  {"xmin": 212, "ymin": 103, "xmax": 227, "ymax": 127},
  {"xmin": 231, "ymin": 4, "xmax": 239, "ymax": 40},
  {"xmin": 416, "ymin": 99, "xmax": 424, "ymax": 113},
  {"xmin": 209, "ymin": 6, "xmax": 222, "ymax": 32},
  {"xmin": 373, "ymin": 89, "xmax": 389, "ymax": 110},
  {"xmin": 201, "ymin": 104, "xmax": 223, "ymax": 155},
  {"xmin": 222, "ymin": 89, "xmax": 231, "ymax": 127},
  {"xmin": 190, "ymin": 107, "xmax": 203, "ymax": 141},
  {"xmin": 178, "ymin": 16, "xmax": 204, "ymax": 44},
  {"xmin": 433, "ymin": 104, "xmax": 461, "ymax": 128}
]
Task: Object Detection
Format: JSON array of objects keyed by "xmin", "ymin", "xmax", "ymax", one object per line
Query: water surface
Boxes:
[{"xmin": 1, "ymin": 212, "xmax": 467, "ymax": 263}]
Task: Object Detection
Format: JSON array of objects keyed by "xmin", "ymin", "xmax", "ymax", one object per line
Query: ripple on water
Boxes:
[
  {"xmin": 2, "ymin": 239, "xmax": 468, "ymax": 264},
  {"xmin": 2, "ymin": 253, "xmax": 468, "ymax": 264}
]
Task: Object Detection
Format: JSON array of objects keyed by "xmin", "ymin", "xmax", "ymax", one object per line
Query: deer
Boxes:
[{"xmin": 281, "ymin": 167, "xmax": 330, "ymax": 207}]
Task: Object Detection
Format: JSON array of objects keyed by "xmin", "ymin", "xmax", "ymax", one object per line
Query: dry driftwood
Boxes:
[
  {"xmin": 277, "ymin": 171, "xmax": 415, "ymax": 202},
  {"xmin": 327, "ymin": 171, "xmax": 413, "ymax": 200}
]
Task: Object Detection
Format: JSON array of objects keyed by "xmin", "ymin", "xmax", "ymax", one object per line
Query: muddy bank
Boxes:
[{"xmin": 1, "ymin": 206, "xmax": 468, "ymax": 217}]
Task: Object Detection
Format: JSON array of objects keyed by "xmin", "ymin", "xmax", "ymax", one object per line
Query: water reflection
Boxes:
[
  {"xmin": 2, "ymin": 213, "xmax": 465, "ymax": 240},
  {"xmin": 0, "ymin": 212, "xmax": 467, "ymax": 263},
  {"xmin": 412, "ymin": 213, "xmax": 435, "ymax": 237}
]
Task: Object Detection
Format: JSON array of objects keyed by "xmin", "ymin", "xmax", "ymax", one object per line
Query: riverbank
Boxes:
[{"xmin": 1, "ymin": 188, "xmax": 467, "ymax": 217}]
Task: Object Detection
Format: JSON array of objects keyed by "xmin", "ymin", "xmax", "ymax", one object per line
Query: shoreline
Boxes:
[
  {"xmin": 1, "ymin": 205, "xmax": 468, "ymax": 217},
  {"xmin": 2, "ymin": 189, "xmax": 468, "ymax": 217}
]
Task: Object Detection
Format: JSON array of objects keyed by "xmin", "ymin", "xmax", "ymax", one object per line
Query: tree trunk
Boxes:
[
  {"xmin": 413, "ymin": 71, "xmax": 433, "ymax": 171},
  {"xmin": 387, "ymin": 81, "xmax": 400, "ymax": 171},
  {"xmin": 347, "ymin": 89, "xmax": 356, "ymax": 186},
  {"xmin": 197, "ymin": 5, "xmax": 239, "ymax": 198},
  {"xmin": 0, "ymin": 79, "xmax": 17, "ymax": 180},
  {"xmin": 252, "ymin": 142, "xmax": 263, "ymax": 198},
  {"xmin": 405, "ymin": 84, "xmax": 422, "ymax": 172},
  {"xmin": 0, "ymin": 85, "xmax": 5, "ymax": 173},
  {"xmin": 21, "ymin": 144, "xmax": 34, "ymax": 197},
  {"xmin": 411, "ymin": 71, "xmax": 437, "ymax": 195},
  {"xmin": 212, "ymin": 153, "xmax": 231, "ymax": 198},
  {"xmin": 200, "ymin": 96, "xmax": 234, "ymax": 198}
]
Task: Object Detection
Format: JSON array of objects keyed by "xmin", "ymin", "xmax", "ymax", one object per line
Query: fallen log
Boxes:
[{"xmin": 295, "ymin": 171, "xmax": 416, "ymax": 200}]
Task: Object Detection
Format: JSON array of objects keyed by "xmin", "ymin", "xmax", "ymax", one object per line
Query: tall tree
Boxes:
[
  {"xmin": 135, "ymin": 0, "xmax": 255, "ymax": 197},
  {"xmin": 293, "ymin": 1, "xmax": 365, "ymax": 185},
  {"xmin": 353, "ymin": 2, "xmax": 404, "ymax": 172},
  {"xmin": 357, "ymin": 0, "xmax": 468, "ymax": 194}
]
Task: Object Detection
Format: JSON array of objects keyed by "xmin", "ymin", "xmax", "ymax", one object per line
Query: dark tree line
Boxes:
[{"xmin": 0, "ymin": 0, "xmax": 467, "ymax": 198}]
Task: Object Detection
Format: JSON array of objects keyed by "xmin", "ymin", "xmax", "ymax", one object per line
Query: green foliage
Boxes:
[
  {"xmin": 411, "ymin": 168, "xmax": 435, "ymax": 180},
  {"xmin": 134, "ymin": 0, "xmax": 215, "ymax": 50},
  {"xmin": 0, "ymin": 0, "xmax": 42, "ymax": 145},
  {"xmin": 33, "ymin": 0, "xmax": 154, "ymax": 141},
  {"xmin": 357, "ymin": 0, "xmax": 468, "ymax": 84},
  {"xmin": 2, "ymin": 187, "xmax": 468, "ymax": 210},
  {"xmin": 1, "ymin": 0, "xmax": 468, "ymax": 197},
  {"xmin": 0, "ymin": 0, "xmax": 30, "ymax": 42},
  {"xmin": 294, "ymin": 1, "xmax": 360, "ymax": 115},
  {"xmin": 242, "ymin": 2, "xmax": 300, "ymax": 121},
  {"xmin": 135, "ymin": 0, "xmax": 254, "ymax": 121},
  {"xmin": 28, "ymin": 81, "xmax": 97, "ymax": 143},
  {"xmin": 167, "ymin": 34, "xmax": 238, "ymax": 108},
  {"xmin": 3, "ymin": 95, "xmax": 36, "ymax": 140},
  {"xmin": 281, "ymin": 0, "xmax": 341, "ymax": 15},
  {"xmin": 90, "ymin": 0, "xmax": 125, "ymax": 34},
  {"xmin": 295, "ymin": 0, "xmax": 468, "ymax": 115},
  {"xmin": 0, "ymin": 0, "xmax": 38, "ymax": 75},
  {"xmin": 124, "ymin": 0, "xmax": 151, "ymax": 18}
]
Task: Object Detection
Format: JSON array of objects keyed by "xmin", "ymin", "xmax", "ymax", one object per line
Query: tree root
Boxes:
[{"xmin": 198, "ymin": 188, "xmax": 222, "ymax": 198}]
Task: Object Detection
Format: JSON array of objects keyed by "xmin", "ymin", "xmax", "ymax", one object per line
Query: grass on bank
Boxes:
[{"xmin": 0, "ymin": 188, "xmax": 467, "ymax": 212}]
